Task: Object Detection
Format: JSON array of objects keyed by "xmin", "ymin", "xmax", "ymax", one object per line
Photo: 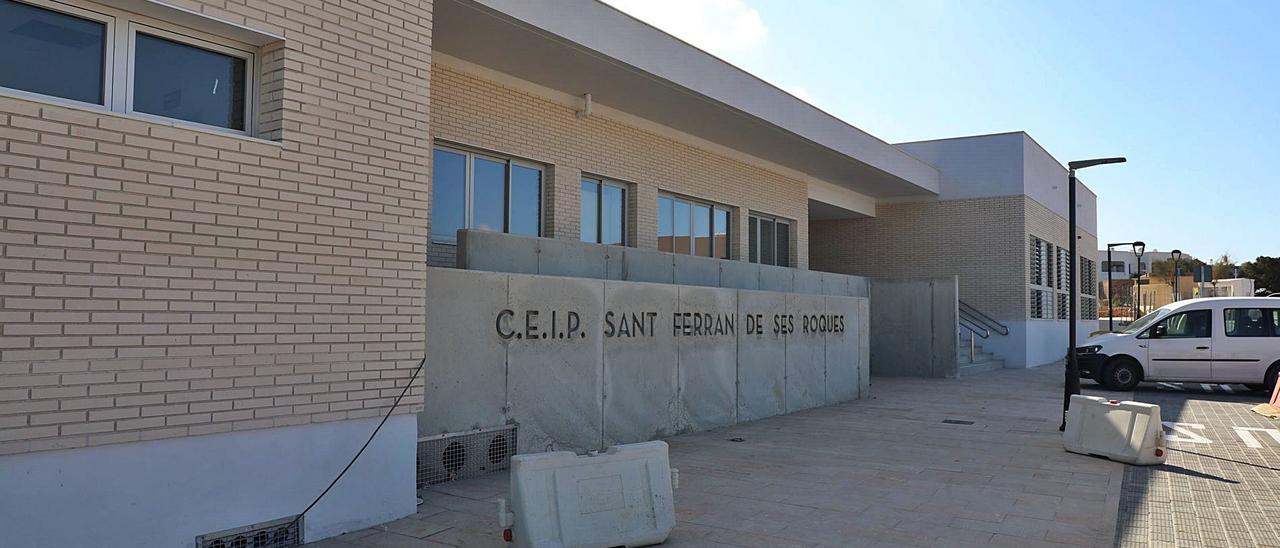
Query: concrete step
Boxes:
[
  {"xmin": 959, "ymin": 358, "xmax": 1005, "ymax": 377},
  {"xmin": 957, "ymin": 351, "xmax": 996, "ymax": 365}
]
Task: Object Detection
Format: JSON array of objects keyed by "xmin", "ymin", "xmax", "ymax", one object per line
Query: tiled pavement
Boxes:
[
  {"xmin": 310, "ymin": 366, "xmax": 1129, "ymax": 547},
  {"xmin": 1113, "ymin": 381, "xmax": 1280, "ymax": 547}
]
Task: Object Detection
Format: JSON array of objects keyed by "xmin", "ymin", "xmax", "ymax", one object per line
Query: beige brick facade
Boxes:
[
  {"xmin": 810, "ymin": 195, "xmax": 1098, "ymax": 321},
  {"xmin": 429, "ymin": 61, "xmax": 811, "ymax": 269},
  {"xmin": 0, "ymin": 0, "xmax": 433, "ymax": 455},
  {"xmin": 1025, "ymin": 196, "xmax": 1100, "ymax": 319},
  {"xmin": 811, "ymin": 196, "xmax": 1027, "ymax": 319}
]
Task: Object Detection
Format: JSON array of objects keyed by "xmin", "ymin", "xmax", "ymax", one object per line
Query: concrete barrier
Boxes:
[
  {"xmin": 421, "ymin": 267, "xmax": 870, "ymax": 453},
  {"xmin": 868, "ymin": 276, "xmax": 958, "ymax": 378},
  {"xmin": 505, "ymin": 441, "xmax": 676, "ymax": 548}
]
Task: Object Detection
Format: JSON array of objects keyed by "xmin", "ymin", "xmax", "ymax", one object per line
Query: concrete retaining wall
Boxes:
[
  {"xmin": 869, "ymin": 276, "xmax": 959, "ymax": 378},
  {"xmin": 420, "ymin": 267, "xmax": 870, "ymax": 453},
  {"xmin": 455, "ymin": 230, "xmax": 868, "ymax": 297}
]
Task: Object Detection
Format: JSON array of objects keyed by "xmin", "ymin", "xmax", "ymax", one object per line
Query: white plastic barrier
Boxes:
[
  {"xmin": 499, "ymin": 441, "xmax": 677, "ymax": 548},
  {"xmin": 1063, "ymin": 395, "xmax": 1166, "ymax": 465}
]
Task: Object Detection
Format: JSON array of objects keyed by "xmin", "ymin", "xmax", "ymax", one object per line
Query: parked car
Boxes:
[{"xmin": 1077, "ymin": 297, "xmax": 1280, "ymax": 391}]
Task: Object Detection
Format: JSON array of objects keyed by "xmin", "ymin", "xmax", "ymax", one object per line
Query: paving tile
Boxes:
[{"xmin": 310, "ymin": 367, "xmax": 1140, "ymax": 547}]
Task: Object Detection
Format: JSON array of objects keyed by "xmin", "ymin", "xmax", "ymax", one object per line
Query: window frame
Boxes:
[
  {"xmin": 1139, "ymin": 309, "xmax": 1212, "ymax": 339},
  {"xmin": 0, "ymin": 0, "xmax": 259, "ymax": 136},
  {"xmin": 430, "ymin": 143, "xmax": 545, "ymax": 243},
  {"xmin": 0, "ymin": 0, "xmax": 117, "ymax": 109},
  {"xmin": 748, "ymin": 212, "xmax": 790, "ymax": 267},
  {"xmin": 123, "ymin": 21, "xmax": 256, "ymax": 135},
  {"xmin": 657, "ymin": 193, "xmax": 730, "ymax": 259},
  {"xmin": 580, "ymin": 176, "xmax": 627, "ymax": 246},
  {"xmin": 1223, "ymin": 308, "xmax": 1276, "ymax": 338}
]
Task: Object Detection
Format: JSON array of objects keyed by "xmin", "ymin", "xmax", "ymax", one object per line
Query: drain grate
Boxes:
[
  {"xmin": 941, "ymin": 419, "xmax": 975, "ymax": 425},
  {"xmin": 196, "ymin": 515, "xmax": 301, "ymax": 548},
  {"xmin": 417, "ymin": 424, "xmax": 517, "ymax": 487}
]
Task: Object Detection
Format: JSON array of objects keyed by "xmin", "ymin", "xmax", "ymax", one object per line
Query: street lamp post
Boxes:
[
  {"xmin": 1133, "ymin": 242, "xmax": 1146, "ymax": 317},
  {"xmin": 1106, "ymin": 241, "xmax": 1144, "ymax": 332},
  {"xmin": 1172, "ymin": 249, "xmax": 1183, "ymax": 301},
  {"xmin": 1061, "ymin": 157, "xmax": 1126, "ymax": 432}
]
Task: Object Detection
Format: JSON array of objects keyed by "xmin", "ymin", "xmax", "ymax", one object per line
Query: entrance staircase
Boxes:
[{"xmin": 958, "ymin": 300, "xmax": 1009, "ymax": 377}]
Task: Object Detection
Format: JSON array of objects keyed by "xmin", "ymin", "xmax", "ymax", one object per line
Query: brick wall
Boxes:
[
  {"xmin": 1025, "ymin": 196, "xmax": 1100, "ymax": 320},
  {"xmin": 811, "ymin": 195, "xmax": 1099, "ymax": 322},
  {"xmin": 810, "ymin": 196, "xmax": 1027, "ymax": 320},
  {"xmin": 429, "ymin": 62, "xmax": 811, "ymax": 268},
  {"xmin": 0, "ymin": 0, "xmax": 432, "ymax": 455}
]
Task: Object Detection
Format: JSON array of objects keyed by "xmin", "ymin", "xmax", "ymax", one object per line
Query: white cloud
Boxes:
[{"xmin": 603, "ymin": 0, "xmax": 768, "ymax": 56}]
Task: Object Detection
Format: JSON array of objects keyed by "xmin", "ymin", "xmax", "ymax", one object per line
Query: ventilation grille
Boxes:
[
  {"xmin": 417, "ymin": 424, "xmax": 517, "ymax": 487},
  {"xmin": 196, "ymin": 516, "xmax": 301, "ymax": 548}
]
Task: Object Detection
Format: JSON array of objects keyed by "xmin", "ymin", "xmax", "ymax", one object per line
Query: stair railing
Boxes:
[
  {"xmin": 959, "ymin": 318, "xmax": 989, "ymax": 363},
  {"xmin": 958, "ymin": 300, "xmax": 1008, "ymax": 363},
  {"xmin": 959, "ymin": 300, "xmax": 1009, "ymax": 336}
]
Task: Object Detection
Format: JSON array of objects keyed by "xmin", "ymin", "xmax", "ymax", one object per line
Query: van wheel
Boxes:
[
  {"xmin": 1103, "ymin": 358, "xmax": 1142, "ymax": 391},
  {"xmin": 1249, "ymin": 362, "xmax": 1280, "ymax": 393}
]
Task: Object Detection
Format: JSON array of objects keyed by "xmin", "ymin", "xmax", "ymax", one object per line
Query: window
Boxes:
[
  {"xmin": 1030, "ymin": 288, "xmax": 1049, "ymax": 320},
  {"xmin": 580, "ymin": 178, "xmax": 625, "ymax": 245},
  {"xmin": 748, "ymin": 213, "xmax": 789, "ymax": 267},
  {"xmin": 1029, "ymin": 235, "xmax": 1054, "ymax": 319},
  {"xmin": 1144, "ymin": 309, "xmax": 1211, "ymax": 339},
  {"xmin": 1082, "ymin": 297, "xmax": 1099, "ymax": 321},
  {"xmin": 1081, "ymin": 258, "xmax": 1097, "ymax": 296},
  {"xmin": 658, "ymin": 195, "xmax": 729, "ymax": 258},
  {"xmin": 430, "ymin": 146, "xmax": 542, "ymax": 242},
  {"xmin": 0, "ymin": 0, "xmax": 257, "ymax": 134},
  {"xmin": 1225, "ymin": 308, "xmax": 1274, "ymax": 338},
  {"xmin": 131, "ymin": 30, "xmax": 248, "ymax": 130},
  {"xmin": 1103, "ymin": 261, "xmax": 1127, "ymax": 274},
  {"xmin": 1, "ymin": 0, "xmax": 108, "ymax": 105}
]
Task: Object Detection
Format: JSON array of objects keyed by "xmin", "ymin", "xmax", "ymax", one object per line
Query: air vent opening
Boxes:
[
  {"xmin": 417, "ymin": 424, "xmax": 518, "ymax": 487},
  {"xmin": 196, "ymin": 515, "xmax": 301, "ymax": 548}
]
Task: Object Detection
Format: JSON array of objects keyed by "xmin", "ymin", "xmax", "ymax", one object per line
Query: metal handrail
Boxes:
[
  {"xmin": 959, "ymin": 317, "xmax": 990, "ymax": 339},
  {"xmin": 959, "ymin": 300, "xmax": 1009, "ymax": 336},
  {"xmin": 958, "ymin": 319, "xmax": 988, "ymax": 364}
]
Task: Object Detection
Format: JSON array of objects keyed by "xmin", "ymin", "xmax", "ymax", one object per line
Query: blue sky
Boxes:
[{"xmin": 605, "ymin": 0, "xmax": 1278, "ymax": 263}]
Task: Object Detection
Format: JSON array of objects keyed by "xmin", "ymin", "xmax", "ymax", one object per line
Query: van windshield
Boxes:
[{"xmin": 1122, "ymin": 307, "xmax": 1172, "ymax": 334}]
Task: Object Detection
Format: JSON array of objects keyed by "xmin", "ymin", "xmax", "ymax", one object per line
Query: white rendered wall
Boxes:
[
  {"xmin": 980, "ymin": 320, "xmax": 1101, "ymax": 369},
  {"xmin": 0, "ymin": 415, "xmax": 416, "ymax": 547}
]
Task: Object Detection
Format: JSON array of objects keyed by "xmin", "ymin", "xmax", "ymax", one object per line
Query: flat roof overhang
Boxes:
[{"xmin": 434, "ymin": 0, "xmax": 941, "ymax": 200}]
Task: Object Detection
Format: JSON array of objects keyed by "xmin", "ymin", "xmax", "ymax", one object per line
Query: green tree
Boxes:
[
  {"xmin": 1242, "ymin": 256, "xmax": 1280, "ymax": 295},
  {"xmin": 1212, "ymin": 253, "xmax": 1238, "ymax": 280},
  {"xmin": 1150, "ymin": 255, "xmax": 1206, "ymax": 282}
]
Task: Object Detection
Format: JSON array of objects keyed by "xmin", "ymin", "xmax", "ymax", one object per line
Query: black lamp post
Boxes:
[
  {"xmin": 1061, "ymin": 157, "xmax": 1126, "ymax": 432},
  {"xmin": 1172, "ymin": 249, "xmax": 1182, "ymax": 301},
  {"xmin": 1133, "ymin": 242, "xmax": 1146, "ymax": 317},
  {"xmin": 1106, "ymin": 240, "xmax": 1144, "ymax": 332}
]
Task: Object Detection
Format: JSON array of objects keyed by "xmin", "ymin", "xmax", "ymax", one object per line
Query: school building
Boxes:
[{"xmin": 0, "ymin": 0, "xmax": 1098, "ymax": 545}]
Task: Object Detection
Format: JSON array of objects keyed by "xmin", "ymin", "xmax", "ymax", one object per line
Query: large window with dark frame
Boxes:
[
  {"xmin": 748, "ymin": 213, "xmax": 789, "ymax": 267},
  {"xmin": 657, "ymin": 195, "xmax": 730, "ymax": 259},
  {"xmin": 0, "ymin": 0, "xmax": 257, "ymax": 134},
  {"xmin": 580, "ymin": 178, "xmax": 626, "ymax": 245},
  {"xmin": 430, "ymin": 145, "xmax": 542, "ymax": 242}
]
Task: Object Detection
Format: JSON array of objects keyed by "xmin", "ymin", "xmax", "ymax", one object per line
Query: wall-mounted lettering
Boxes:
[{"xmin": 495, "ymin": 309, "xmax": 583, "ymax": 340}]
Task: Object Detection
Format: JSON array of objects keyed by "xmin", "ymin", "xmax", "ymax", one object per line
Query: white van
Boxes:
[{"xmin": 1077, "ymin": 297, "xmax": 1280, "ymax": 391}]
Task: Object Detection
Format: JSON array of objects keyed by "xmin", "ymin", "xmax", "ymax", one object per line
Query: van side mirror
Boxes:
[{"xmin": 1152, "ymin": 325, "xmax": 1167, "ymax": 338}]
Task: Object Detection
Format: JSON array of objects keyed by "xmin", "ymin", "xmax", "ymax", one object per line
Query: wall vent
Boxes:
[
  {"xmin": 196, "ymin": 515, "xmax": 301, "ymax": 548},
  {"xmin": 417, "ymin": 424, "xmax": 517, "ymax": 487}
]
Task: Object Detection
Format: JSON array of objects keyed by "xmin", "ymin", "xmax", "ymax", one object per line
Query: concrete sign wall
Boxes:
[{"xmin": 420, "ymin": 268, "xmax": 870, "ymax": 454}]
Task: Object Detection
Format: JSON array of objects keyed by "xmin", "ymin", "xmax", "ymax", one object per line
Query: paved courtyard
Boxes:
[
  {"xmin": 305, "ymin": 370, "xmax": 1280, "ymax": 547},
  {"xmin": 1113, "ymin": 381, "xmax": 1280, "ymax": 547},
  {"xmin": 311, "ymin": 366, "xmax": 1131, "ymax": 547}
]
